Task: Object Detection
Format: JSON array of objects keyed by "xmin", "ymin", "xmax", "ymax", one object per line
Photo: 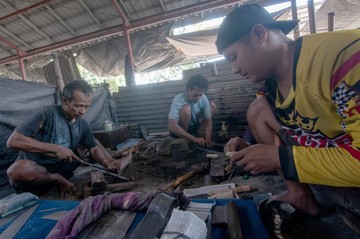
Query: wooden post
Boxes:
[
  {"xmin": 308, "ymin": 0, "xmax": 316, "ymax": 34},
  {"xmin": 52, "ymin": 52, "xmax": 65, "ymax": 90},
  {"xmin": 17, "ymin": 50, "xmax": 27, "ymax": 81},
  {"xmin": 291, "ymin": 0, "xmax": 300, "ymax": 39},
  {"xmin": 67, "ymin": 53, "xmax": 77, "ymax": 80},
  {"xmin": 328, "ymin": 12, "xmax": 335, "ymax": 32}
]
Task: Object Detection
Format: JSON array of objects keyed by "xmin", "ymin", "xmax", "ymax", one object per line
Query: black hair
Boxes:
[
  {"xmin": 62, "ymin": 80, "xmax": 93, "ymax": 101},
  {"xmin": 186, "ymin": 74, "xmax": 209, "ymax": 91}
]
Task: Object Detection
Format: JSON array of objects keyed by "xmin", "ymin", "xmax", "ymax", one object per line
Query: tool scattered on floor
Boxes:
[
  {"xmin": 161, "ymin": 162, "xmax": 210, "ymax": 191},
  {"xmin": 212, "ymin": 201, "xmax": 243, "ymax": 239},
  {"xmin": 90, "ymin": 171, "xmax": 107, "ymax": 192},
  {"xmin": 107, "ymin": 182, "xmax": 138, "ymax": 193},
  {"xmin": 46, "ymin": 152, "xmax": 130, "ymax": 181},
  {"xmin": 126, "ymin": 193, "xmax": 177, "ymax": 239},
  {"xmin": 76, "ymin": 210, "xmax": 137, "ymax": 239},
  {"xmin": 79, "ymin": 160, "xmax": 130, "ymax": 181},
  {"xmin": 208, "ymin": 185, "xmax": 252, "ymax": 199}
]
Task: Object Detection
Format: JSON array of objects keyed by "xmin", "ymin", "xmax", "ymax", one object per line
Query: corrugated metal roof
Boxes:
[{"xmin": 0, "ymin": 0, "xmax": 290, "ymax": 66}]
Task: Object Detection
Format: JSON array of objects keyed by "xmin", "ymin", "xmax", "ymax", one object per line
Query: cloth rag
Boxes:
[{"xmin": 0, "ymin": 192, "xmax": 39, "ymax": 217}]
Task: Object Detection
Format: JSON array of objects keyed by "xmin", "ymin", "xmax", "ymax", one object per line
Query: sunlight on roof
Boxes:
[
  {"xmin": 173, "ymin": 18, "xmax": 224, "ymax": 35},
  {"xmin": 173, "ymin": 0, "xmax": 325, "ymax": 36},
  {"xmin": 265, "ymin": 0, "xmax": 324, "ymax": 12}
]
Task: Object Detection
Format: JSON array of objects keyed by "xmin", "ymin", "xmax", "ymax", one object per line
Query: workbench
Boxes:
[{"xmin": 93, "ymin": 126, "xmax": 132, "ymax": 150}]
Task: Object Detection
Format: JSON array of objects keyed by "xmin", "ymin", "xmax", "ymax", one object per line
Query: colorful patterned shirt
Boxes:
[{"xmin": 266, "ymin": 30, "xmax": 360, "ymax": 186}]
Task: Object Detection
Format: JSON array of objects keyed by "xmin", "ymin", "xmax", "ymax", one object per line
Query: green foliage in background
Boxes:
[
  {"xmin": 77, "ymin": 64, "xmax": 126, "ymax": 92},
  {"xmin": 78, "ymin": 63, "xmax": 199, "ymax": 91}
]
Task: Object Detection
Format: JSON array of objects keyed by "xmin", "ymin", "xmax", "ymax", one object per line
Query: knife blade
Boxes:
[
  {"xmin": 45, "ymin": 152, "xmax": 130, "ymax": 181},
  {"xmin": 79, "ymin": 160, "xmax": 130, "ymax": 181}
]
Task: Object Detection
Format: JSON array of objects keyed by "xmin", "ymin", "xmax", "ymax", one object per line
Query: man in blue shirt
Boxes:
[{"xmin": 168, "ymin": 74, "xmax": 215, "ymax": 147}]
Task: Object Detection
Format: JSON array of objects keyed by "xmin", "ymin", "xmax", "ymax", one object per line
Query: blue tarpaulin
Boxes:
[{"xmin": 0, "ymin": 198, "xmax": 269, "ymax": 239}]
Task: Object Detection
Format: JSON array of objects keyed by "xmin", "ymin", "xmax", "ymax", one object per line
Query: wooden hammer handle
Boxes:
[{"xmin": 171, "ymin": 164, "xmax": 206, "ymax": 188}]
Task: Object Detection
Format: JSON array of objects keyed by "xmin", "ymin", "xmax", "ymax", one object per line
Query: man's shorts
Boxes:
[
  {"xmin": 42, "ymin": 160, "xmax": 81, "ymax": 179},
  {"xmin": 310, "ymin": 184, "xmax": 360, "ymax": 216},
  {"xmin": 170, "ymin": 121, "xmax": 201, "ymax": 138}
]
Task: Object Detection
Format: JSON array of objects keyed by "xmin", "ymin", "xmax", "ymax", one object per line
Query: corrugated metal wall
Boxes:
[{"xmin": 113, "ymin": 60, "xmax": 262, "ymax": 138}]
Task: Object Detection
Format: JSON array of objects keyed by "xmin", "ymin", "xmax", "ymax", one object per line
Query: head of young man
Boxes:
[
  {"xmin": 61, "ymin": 80, "xmax": 93, "ymax": 121},
  {"xmin": 186, "ymin": 74, "xmax": 209, "ymax": 103},
  {"xmin": 216, "ymin": 4, "xmax": 299, "ymax": 83}
]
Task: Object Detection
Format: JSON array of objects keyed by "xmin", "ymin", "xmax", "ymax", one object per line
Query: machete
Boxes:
[
  {"xmin": 45, "ymin": 152, "xmax": 129, "ymax": 181},
  {"xmin": 79, "ymin": 160, "xmax": 130, "ymax": 181}
]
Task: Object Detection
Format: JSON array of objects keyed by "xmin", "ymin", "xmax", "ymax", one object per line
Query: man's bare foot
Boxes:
[
  {"xmin": 271, "ymin": 190, "xmax": 319, "ymax": 216},
  {"xmin": 53, "ymin": 173, "xmax": 77, "ymax": 197}
]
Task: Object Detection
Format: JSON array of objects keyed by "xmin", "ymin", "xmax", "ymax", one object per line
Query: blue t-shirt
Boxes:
[
  {"xmin": 16, "ymin": 105, "xmax": 97, "ymax": 165},
  {"xmin": 168, "ymin": 92, "xmax": 211, "ymax": 126}
]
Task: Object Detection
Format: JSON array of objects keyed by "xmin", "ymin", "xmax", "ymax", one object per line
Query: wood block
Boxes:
[
  {"xmin": 107, "ymin": 182, "xmax": 137, "ymax": 192},
  {"xmin": 90, "ymin": 171, "xmax": 107, "ymax": 192},
  {"xmin": 209, "ymin": 158, "xmax": 225, "ymax": 178},
  {"xmin": 93, "ymin": 126, "xmax": 132, "ymax": 150}
]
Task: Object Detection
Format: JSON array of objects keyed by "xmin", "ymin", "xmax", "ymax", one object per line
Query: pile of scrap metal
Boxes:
[
  {"xmin": 135, "ymin": 136, "xmax": 178, "ymax": 164},
  {"xmin": 112, "ymin": 139, "xmax": 145, "ymax": 158}
]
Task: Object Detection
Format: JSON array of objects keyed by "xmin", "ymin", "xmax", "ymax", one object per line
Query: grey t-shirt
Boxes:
[{"xmin": 16, "ymin": 105, "xmax": 97, "ymax": 165}]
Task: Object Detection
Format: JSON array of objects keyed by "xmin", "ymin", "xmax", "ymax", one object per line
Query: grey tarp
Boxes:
[
  {"xmin": 75, "ymin": 24, "xmax": 187, "ymax": 76},
  {"xmin": 0, "ymin": 79, "xmax": 117, "ymax": 187},
  {"xmin": 166, "ymin": 28, "xmax": 219, "ymax": 57},
  {"xmin": 164, "ymin": 8, "xmax": 292, "ymax": 59}
]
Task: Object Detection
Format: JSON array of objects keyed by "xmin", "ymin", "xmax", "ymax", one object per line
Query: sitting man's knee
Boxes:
[
  {"xmin": 180, "ymin": 104, "xmax": 191, "ymax": 115},
  {"xmin": 210, "ymin": 101, "xmax": 216, "ymax": 116},
  {"xmin": 7, "ymin": 160, "xmax": 38, "ymax": 182},
  {"xmin": 247, "ymin": 96, "xmax": 271, "ymax": 122},
  {"xmin": 247, "ymin": 96, "xmax": 282, "ymax": 134}
]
